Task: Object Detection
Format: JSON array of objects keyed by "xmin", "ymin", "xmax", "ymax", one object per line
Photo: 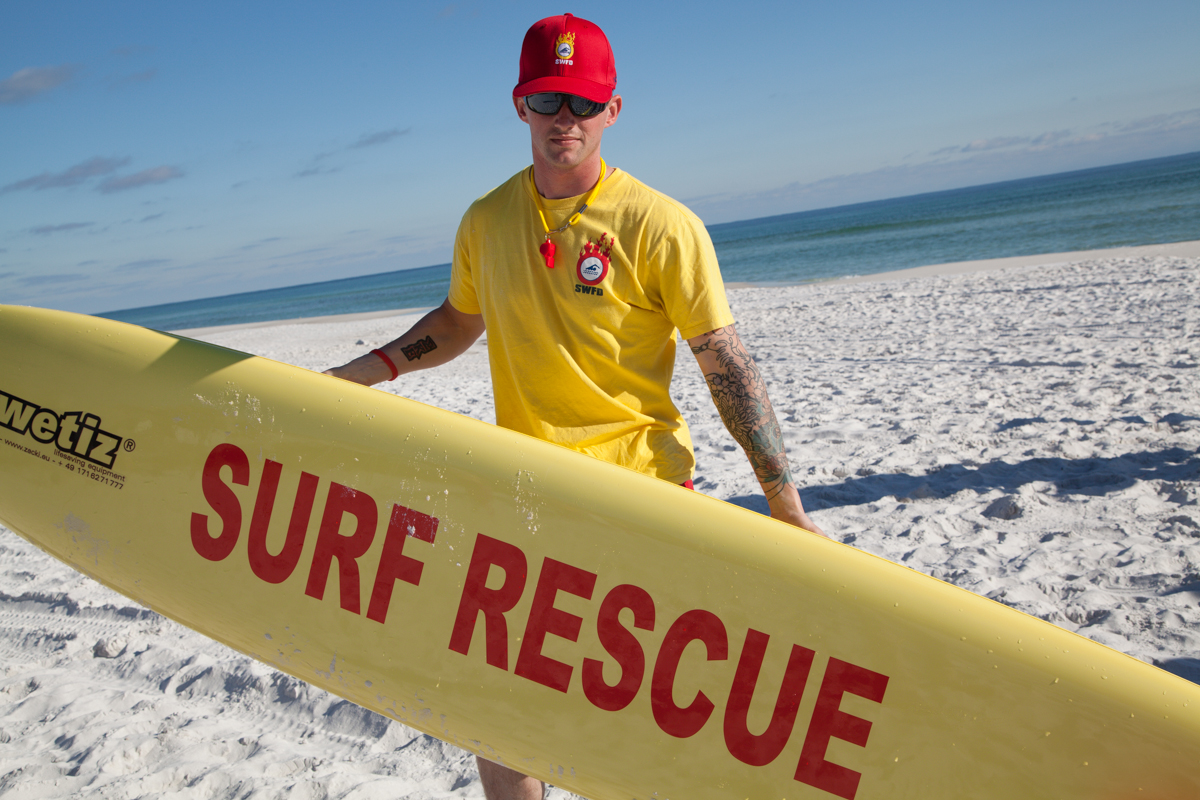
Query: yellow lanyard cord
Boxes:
[
  {"xmin": 530, "ymin": 158, "xmax": 607, "ymax": 235},
  {"xmin": 530, "ymin": 157, "xmax": 607, "ymax": 241}
]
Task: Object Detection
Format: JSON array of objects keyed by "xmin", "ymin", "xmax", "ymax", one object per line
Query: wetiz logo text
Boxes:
[{"xmin": 0, "ymin": 388, "xmax": 125, "ymax": 468}]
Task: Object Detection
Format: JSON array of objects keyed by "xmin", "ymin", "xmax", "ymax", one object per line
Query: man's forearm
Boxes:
[
  {"xmin": 325, "ymin": 298, "xmax": 484, "ymax": 386},
  {"xmin": 689, "ymin": 326, "xmax": 792, "ymax": 500}
]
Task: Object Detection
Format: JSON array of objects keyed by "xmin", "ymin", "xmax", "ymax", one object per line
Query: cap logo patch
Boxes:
[
  {"xmin": 577, "ymin": 233, "xmax": 613, "ymax": 286},
  {"xmin": 555, "ymin": 32, "xmax": 575, "ymax": 64}
]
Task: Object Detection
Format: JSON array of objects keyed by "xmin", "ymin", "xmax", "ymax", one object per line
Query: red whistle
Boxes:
[{"xmin": 539, "ymin": 239, "xmax": 556, "ymax": 269}]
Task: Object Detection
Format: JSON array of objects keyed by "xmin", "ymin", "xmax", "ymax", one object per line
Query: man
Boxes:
[{"xmin": 327, "ymin": 13, "xmax": 824, "ymax": 799}]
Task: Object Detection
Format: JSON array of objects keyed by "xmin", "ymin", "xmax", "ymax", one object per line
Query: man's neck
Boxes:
[{"xmin": 531, "ymin": 153, "xmax": 605, "ymax": 200}]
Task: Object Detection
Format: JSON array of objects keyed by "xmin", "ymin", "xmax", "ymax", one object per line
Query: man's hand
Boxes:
[
  {"xmin": 323, "ymin": 355, "xmax": 392, "ymax": 386},
  {"xmin": 689, "ymin": 325, "xmax": 827, "ymax": 538},
  {"xmin": 767, "ymin": 483, "xmax": 827, "ymax": 537}
]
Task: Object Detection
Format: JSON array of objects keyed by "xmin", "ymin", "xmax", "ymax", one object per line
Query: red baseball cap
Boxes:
[{"xmin": 513, "ymin": 13, "xmax": 616, "ymax": 104}]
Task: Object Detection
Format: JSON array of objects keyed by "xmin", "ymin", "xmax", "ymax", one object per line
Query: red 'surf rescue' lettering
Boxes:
[
  {"xmin": 191, "ymin": 443, "xmax": 249, "ymax": 562},
  {"xmin": 796, "ymin": 658, "xmax": 890, "ymax": 800},
  {"xmin": 304, "ymin": 482, "xmax": 378, "ymax": 613},
  {"xmin": 581, "ymin": 584, "xmax": 654, "ymax": 711},
  {"xmin": 448, "ymin": 534, "xmax": 528, "ymax": 669},
  {"xmin": 189, "ymin": 443, "xmax": 438, "ymax": 625},
  {"xmin": 514, "ymin": 557, "xmax": 598, "ymax": 692},
  {"xmin": 448, "ymin": 533, "xmax": 890, "ymax": 799},
  {"xmin": 725, "ymin": 629, "xmax": 816, "ymax": 767},
  {"xmin": 190, "ymin": 441, "xmax": 891, "ymax": 800},
  {"xmin": 248, "ymin": 460, "xmax": 316, "ymax": 584},
  {"xmin": 651, "ymin": 609, "xmax": 728, "ymax": 738}
]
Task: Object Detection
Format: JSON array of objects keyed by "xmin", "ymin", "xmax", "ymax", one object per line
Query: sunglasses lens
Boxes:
[
  {"xmin": 525, "ymin": 93, "xmax": 607, "ymax": 117},
  {"xmin": 525, "ymin": 93, "xmax": 563, "ymax": 114},
  {"xmin": 567, "ymin": 96, "xmax": 607, "ymax": 117}
]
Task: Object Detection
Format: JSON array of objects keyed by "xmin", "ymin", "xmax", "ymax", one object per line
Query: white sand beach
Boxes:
[{"xmin": 2, "ymin": 241, "xmax": 1198, "ymax": 798}]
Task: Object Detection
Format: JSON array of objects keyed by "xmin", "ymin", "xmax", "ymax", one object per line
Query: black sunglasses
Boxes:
[{"xmin": 524, "ymin": 92, "xmax": 608, "ymax": 117}]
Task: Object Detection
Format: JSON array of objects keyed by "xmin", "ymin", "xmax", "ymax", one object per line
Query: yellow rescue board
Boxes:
[{"xmin": 1, "ymin": 304, "xmax": 1197, "ymax": 799}]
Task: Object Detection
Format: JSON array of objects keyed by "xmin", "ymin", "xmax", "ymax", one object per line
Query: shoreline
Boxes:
[
  {"xmin": 827, "ymin": 238, "xmax": 1200, "ymax": 286},
  {"xmin": 174, "ymin": 239, "xmax": 1200, "ymax": 336},
  {"xmin": 173, "ymin": 304, "xmax": 439, "ymax": 337}
]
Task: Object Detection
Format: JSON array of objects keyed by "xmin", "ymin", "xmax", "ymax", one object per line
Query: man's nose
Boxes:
[{"xmin": 553, "ymin": 100, "xmax": 580, "ymax": 125}]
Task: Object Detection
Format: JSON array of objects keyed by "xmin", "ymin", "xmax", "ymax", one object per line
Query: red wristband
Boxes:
[{"xmin": 371, "ymin": 348, "xmax": 399, "ymax": 381}]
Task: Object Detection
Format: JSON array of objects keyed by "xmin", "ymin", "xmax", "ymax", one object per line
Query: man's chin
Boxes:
[{"xmin": 543, "ymin": 143, "xmax": 586, "ymax": 162}]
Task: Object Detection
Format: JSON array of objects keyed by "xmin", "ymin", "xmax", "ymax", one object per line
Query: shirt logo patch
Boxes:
[{"xmin": 576, "ymin": 233, "xmax": 612, "ymax": 286}]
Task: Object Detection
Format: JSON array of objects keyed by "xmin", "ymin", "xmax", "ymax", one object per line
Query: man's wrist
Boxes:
[
  {"xmin": 341, "ymin": 352, "xmax": 394, "ymax": 385},
  {"xmin": 765, "ymin": 481, "xmax": 803, "ymax": 512},
  {"xmin": 371, "ymin": 348, "xmax": 399, "ymax": 381}
]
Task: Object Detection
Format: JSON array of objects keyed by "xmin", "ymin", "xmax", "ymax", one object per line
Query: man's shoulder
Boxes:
[
  {"xmin": 462, "ymin": 169, "xmax": 529, "ymax": 220},
  {"xmin": 611, "ymin": 170, "xmax": 708, "ymax": 235}
]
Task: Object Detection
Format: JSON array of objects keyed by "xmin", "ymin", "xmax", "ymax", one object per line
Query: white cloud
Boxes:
[
  {"xmin": 97, "ymin": 166, "xmax": 184, "ymax": 193},
  {"xmin": 684, "ymin": 108, "xmax": 1200, "ymax": 224},
  {"xmin": 1118, "ymin": 107, "xmax": 1200, "ymax": 134},
  {"xmin": 1028, "ymin": 130, "xmax": 1074, "ymax": 151},
  {"xmin": 0, "ymin": 65, "xmax": 79, "ymax": 104},
  {"xmin": 925, "ymin": 109, "xmax": 1200, "ymax": 164},
  {"xmin": 118, "ymin": 259, "xmax": 172, "ymax": 271},
  {"xmin": 350, "ymin": 128, "xmax": 411, "ymax": 149},
  {"xmin": 30, "ymin": 222, "xmax": 93, "ymax": 235},
  {"xmin": 2, "ymin": 157, "xmax": 130, "ymax": 193},
  {"xmin": 296, "ymin": 127, "xmax": 411, "ymax": 176},
  {"xmin": 959, "ymin": 136, "xmax": 1030, "ymax": 153},
  {"xmin": 2, "ymin": 157, "xmax": 183, "ymax": 196},
  {"xmin": 296, "ymin": 165, "xmax": 341, "ymax": 178},
  {"xmin": 17, "ymin": 272, "xmax": 92, "ymax": 286}
]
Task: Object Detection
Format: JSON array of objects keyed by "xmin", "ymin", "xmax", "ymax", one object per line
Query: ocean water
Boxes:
[
  {"xmin": 709, "ymin": 150, "xmax": 1200, "ymax": 284},
  {"xmin": 103, "ymin": 262, "xmax": 455, "ymax": 333},
  {"xmin": 101, "ymin": 150, "xmax": 1200, "ymax": 331}
]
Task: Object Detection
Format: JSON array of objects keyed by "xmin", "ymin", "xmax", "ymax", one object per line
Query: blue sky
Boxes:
[{"xmin": 3, "ymin": 0, "xmax": 1198, "ymax": 314}]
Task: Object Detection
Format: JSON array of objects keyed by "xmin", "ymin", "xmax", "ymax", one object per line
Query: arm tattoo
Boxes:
[
  {"xmin": 692, "ymin": 328, "xmax": 793, "ymax": 499},
  {"xmin": 401, "ymin": 335, "xmax": 437, "ymax": 362}
]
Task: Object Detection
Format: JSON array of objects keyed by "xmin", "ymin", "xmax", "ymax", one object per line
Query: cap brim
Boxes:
[{"xmin": 513, "ymin": 76, "xmax": 613, "ymax": 104}]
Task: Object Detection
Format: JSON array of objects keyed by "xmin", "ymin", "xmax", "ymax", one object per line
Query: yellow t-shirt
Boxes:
[{"xmin": 448, "ymin": 167, "xmax": 734, "ymax": 484}]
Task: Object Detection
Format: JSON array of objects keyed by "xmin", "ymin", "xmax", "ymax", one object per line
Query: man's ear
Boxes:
[
  {"xmin": 603, "ymin": 95, "xmax": 622, "ymax": 128},
  {"xmin": 514, "ymin": 95, "xmax": 530, "ymax": 123}
]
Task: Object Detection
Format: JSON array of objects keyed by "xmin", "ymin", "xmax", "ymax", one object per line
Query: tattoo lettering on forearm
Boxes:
[
  {"xmin": 692, "ymin": 329, "xmax": 793, "ymax": 499},
  {"xmin": 401, "ymin": 335, "xmax": 437, "ymax": 362}
]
